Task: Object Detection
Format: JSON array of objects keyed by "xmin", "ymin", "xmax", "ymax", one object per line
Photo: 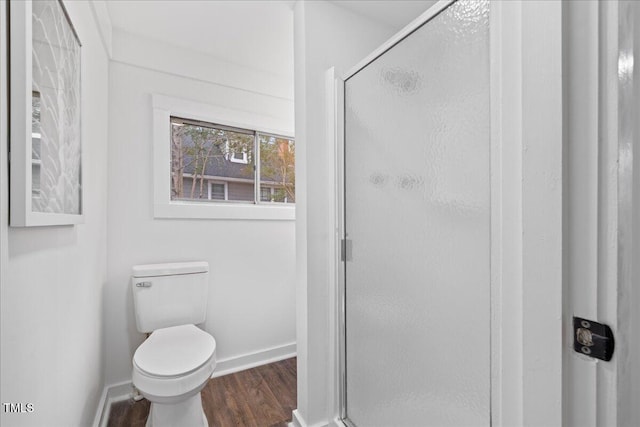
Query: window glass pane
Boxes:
[
  {"xmin": 171, "ymin": 118, "xmax": 255, "ymax": 202},
  {"xmin": 210, "ymin": 183, "xmax": 225, "ymax": 200},
  {"xmin": 260, "ymin": 186, "xmax": 272, "ymax": 202},
  {"xmin": 259, "ymin": 134, "xmax": 295, "ymax": 204}
]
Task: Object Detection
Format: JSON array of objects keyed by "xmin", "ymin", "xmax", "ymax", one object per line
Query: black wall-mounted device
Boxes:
[{"xmin": 573, "ymin": 317, "xmax": 615, "ymax": 362}]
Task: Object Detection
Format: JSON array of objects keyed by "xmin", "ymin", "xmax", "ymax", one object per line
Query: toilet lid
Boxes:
[{"xmin": 134, "ymin": 324, "xmax": 216, "ymax": 377}]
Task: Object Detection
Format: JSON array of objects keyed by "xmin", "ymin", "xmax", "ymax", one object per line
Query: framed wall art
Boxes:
[{"xmin": 10, "ymin": 0, "xmax": 83, "ymax": 226}]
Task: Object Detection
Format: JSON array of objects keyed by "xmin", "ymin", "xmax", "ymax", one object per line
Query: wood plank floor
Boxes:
[{"xmin": 108, "ymin": 357, "xmax": 296, "ymax": 427}]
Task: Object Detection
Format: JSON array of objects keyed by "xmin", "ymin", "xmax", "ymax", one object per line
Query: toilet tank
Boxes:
[{"xmin": 131, "ymin": 261, "xmax": 209, "ymax": 333}]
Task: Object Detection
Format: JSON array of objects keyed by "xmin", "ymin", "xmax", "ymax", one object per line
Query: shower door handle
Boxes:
[{"xmin": 341, "ymin": 239, "xmax": 352, "ymax": 262}]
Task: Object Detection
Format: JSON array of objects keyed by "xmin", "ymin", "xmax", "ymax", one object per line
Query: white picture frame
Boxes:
[{"xmin": 9, "ymin": 0, "xmax": 83, "ymax": 226}]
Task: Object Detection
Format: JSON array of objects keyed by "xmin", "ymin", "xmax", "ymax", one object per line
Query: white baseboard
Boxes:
[
  {"xmin": 91, "ymin": 385, "xmax": 108, "ymax": 427},
  {"xmin": 212, "ymin": 341, "xmax": 296, "ymax": 378},
  {"xmin": 291, "ymin": 410, "xmax": 305, "ymax": 427},
  {"xmin": 93, "ymin": 380, "xmax": 134, "ymax": 427},
  {"xmin": 291, "ymin": 409, "xmax": 333, "ymax": 427},
  {"xmin": 93, "ymin": 342, "xmax": 296, "ymax": 426}
]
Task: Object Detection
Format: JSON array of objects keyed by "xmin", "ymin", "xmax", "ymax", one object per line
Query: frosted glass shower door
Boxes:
[{"xmin": 343, "ymin": 1, "xmax": 491, "ymax": 426}]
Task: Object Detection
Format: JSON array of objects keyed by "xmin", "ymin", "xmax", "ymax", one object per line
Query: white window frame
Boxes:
[{"xmin": 152, "ymin": 94, "xmax": 294, "ymax": 220}]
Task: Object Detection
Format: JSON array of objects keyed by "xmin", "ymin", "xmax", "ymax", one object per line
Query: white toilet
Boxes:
[{"xmin": 131, "ymin": 261, "xmax": 216, "ymax": 427}]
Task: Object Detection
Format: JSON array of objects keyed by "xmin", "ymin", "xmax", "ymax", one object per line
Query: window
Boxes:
[
  {"xmin": 152, "ymin": 94, "xmax": 295, "ymax": 220},
  {"xmin": 260, "ymin": 186, "xmax": 273, "ymax": 202},
  {"xmin": 228, "ymin": 148, "xmax": 249, "ymax": 165},
  {"xmin": 171, "ymin": 117, "xmax": 256, "ymax": 203},
  {"xmin": 209, "ymin": 182, "xmax": 226, "ymax": 200},
  {"xmin": 259, "ymin": 134, "xmax": 295, "ymax": 204},
  {"xmin": 170, "ymin": 117, "xmax": 295, "ymax": 205}
]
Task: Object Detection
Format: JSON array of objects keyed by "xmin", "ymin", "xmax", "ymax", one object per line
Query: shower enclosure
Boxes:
[
  {"xmin": 327, "ymin": 0, "xmax": 637, "ymax": 425},
  {"xmin": 339, "ymin": 1, "xmax": 491, "ymax": 425}
]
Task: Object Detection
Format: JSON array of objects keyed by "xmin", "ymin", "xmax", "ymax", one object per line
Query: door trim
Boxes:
[{"xmin": 488, "ymin": 1, "xmax": 565, "ymax": 425}]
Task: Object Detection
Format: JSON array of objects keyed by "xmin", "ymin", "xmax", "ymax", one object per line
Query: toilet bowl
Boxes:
[
  {"xmin": 131, "ymin": 262, "xmax": 215, "ymax": 427},
  {"xmin": 132, "ymin": 324, "xmax": 216, "ymax": 427}
]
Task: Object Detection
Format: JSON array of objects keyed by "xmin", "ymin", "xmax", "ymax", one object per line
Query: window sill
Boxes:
[{"xmin": 154, "ymin": 201, "xmax": 295, "ymax": 221}]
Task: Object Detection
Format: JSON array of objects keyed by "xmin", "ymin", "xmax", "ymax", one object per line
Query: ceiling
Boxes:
[
  {"xmin": 106, "ymin": 0, "xmax": 295, "ymax": 77},
  {"xmin": 105, "ymin": 1, "xmax": 437, "ymax": 79}
]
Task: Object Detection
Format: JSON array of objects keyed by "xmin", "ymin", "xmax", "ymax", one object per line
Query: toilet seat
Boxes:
[
  {"xmin": 132, "ymin": 324, "xmax": 216, "ymax": 399},
  {"xmin": 134, "ymin": 324, "xmax": 216, "ymax": 377}
]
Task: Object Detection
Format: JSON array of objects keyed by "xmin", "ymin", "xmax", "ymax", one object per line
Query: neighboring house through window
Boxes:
[{"xmin": 170, "ymin": 117, "xmax": 295, "ymax": 205}]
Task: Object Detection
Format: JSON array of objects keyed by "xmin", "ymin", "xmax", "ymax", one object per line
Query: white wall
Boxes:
[
  {"xmin": 105, "ymin": 29, "xmax": 296, "ymax": 386},
  {"xmin": 293, "ymin": 1, "xmax": 434, "ymax": 425},
  {"xmin": 0, "ymin": 1, "xmax": 110, "ymax": 426}
]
